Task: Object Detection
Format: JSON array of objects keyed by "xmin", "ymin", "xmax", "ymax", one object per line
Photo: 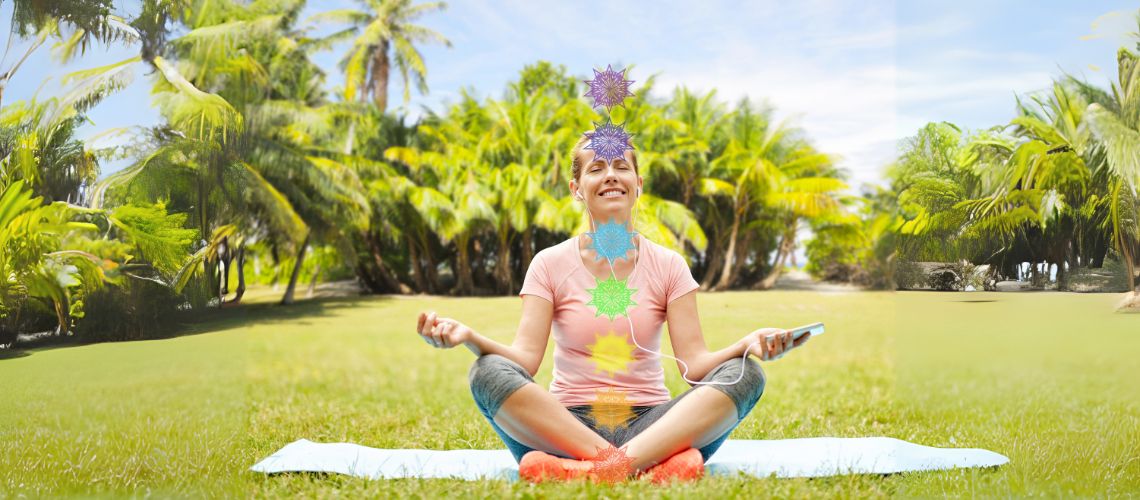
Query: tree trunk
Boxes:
[
  {"xmin": 755, "ymin": 228, "xmax": 795, "ymax": 290},
  {"xmin": 366, "ymin": 231, "xmax": 410, "ymax": 293},
  {"xmin": 1057, "ymin": 259, "xmax": 1068, "ymax": 291},
  {"xmin": 307, "ymin": 263, "xmax": 321, "ymax": 298},
  {"xmin": 454, "ymin": 234, "xmax": 476, "ymax": 295},
  {"xmin": 521, "ymin": 226, "xmax": 535, "ymax": 276},
  {"xmin": 219, "ymin": 236, "xmax": 232, "ymax": 296},
  {"xmin": 280, "ymin": 232, "xmax": 311, "ymax": 305},
  {"xmin": 699, "ymin": 242, "xmax": 724, "ymax": 291},
  {"xmin": 216, "ymin": 259, "xmax": 226, "ymax": 309},
  {"xmin": 421, "ymin": 233, "xmax": 440, "ymax": 294},
  {"xmin": 52, "ymin": 298, "xmax": 69, "ymax": 336},
  {"xmin": 1091, "ymin": 236, "xmax": 1108, "ymax": 268},
  {"xmin": 1120, "ymin": 236, "xmax": 1137, "ymax": 293},
  {"xmin": 497, "ymin": 226, "xmax": 513, "ymax": 295},
  {"xmin": 732, "ymin": 232, "xmax": 753, "ymax": 279},
  {"xmin": 682, "ymin": 177, "xmax": 694, "ymax": 207},
  {"xmin": 713, "ymin": 209, "xmax": 742, "ymax": 291},
  {"xmin": 407, "ymin": 233, "xmax": 428, "ymax": 293},
  {"xmin": 232, "ymin": 245, "xmax": 246, "ymax": 304},
  {"xmin": 370, "ymin": 40, "xmax": 390, "ymax": 111}
]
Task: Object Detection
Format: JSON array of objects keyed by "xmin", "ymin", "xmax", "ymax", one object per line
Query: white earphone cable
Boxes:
[{"xmin": 579, "ymin": 183, "xmax": 761, "ymax": 386}]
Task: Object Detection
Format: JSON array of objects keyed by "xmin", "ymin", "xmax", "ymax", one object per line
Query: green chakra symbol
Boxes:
[{"xmin": 586, "ymin": 275, "xmax": 637, "ymax": 320}]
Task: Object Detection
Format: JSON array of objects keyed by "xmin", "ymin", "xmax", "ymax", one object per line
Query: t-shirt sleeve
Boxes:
[
  {"xmin": 666, "ymin": 251, "xmax": 700, "ymax": 304},
  {"xmin": 519, "ymin": 252, "xmax": 555, "ymax": 303}
]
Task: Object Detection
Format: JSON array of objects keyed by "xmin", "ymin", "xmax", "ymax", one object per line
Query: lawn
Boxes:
[{"xmin": 1, "ymin": 289, "xmax": 1137, "ymax": 497}]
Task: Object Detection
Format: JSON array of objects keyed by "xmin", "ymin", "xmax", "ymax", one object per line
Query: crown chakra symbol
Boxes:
[{"xmin": 583, "ymin": 65, "xmax": 635, "ymax": 111}]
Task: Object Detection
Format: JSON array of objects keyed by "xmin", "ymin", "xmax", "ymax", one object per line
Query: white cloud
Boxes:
[{"xmin": 647, "ymin": 29, "xmax": 901, "ymax": 190}]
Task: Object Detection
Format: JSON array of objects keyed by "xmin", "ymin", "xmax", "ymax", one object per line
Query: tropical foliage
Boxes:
[
  {"xmin": 872, "ymin": 29, "xmax": 1140, "ymax": 292},
  {"xmin": 3, "ymin": 3, "xmax": 1139, "ymax": 346}
]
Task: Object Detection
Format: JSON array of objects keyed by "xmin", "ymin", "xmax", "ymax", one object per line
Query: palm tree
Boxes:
[
  {"xmin": 93, "ymin": 0, "xmax": 369, "ymax": 306},
  {"xmin": 1, "ymin": 0, "xmax": 151, "ymax": 106},
  {"xmin": 311, "ymin": 0, "xmax": 450, "ymax": 111},
  {"xmin": 663, "ymin": 87, "xmax": 727, "ymax": 207},
  {"xmin": 752, "ymin": 158, "xmax": 848, "ymax": 290},
  {"xmin": 889, "ymin": 122, "xmax": 985, "ymax": 264},
  {"xmin": 1076, "ymin": 36, "xmax": 1140, "ymax": 293},
  {"xmin": 700, "ymin": 100, "xmax": 838, "ymax": 290}
]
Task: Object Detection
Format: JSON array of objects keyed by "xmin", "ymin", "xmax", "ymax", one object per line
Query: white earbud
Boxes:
[{"xmin": 636, "ymin": 186, "xmax": 641, "ymax": 198}]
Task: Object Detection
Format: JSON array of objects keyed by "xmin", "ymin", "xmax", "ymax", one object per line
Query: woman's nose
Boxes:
[{"xmin": 602, "ymin": 165, "xmax": 619, "ymax": 180}]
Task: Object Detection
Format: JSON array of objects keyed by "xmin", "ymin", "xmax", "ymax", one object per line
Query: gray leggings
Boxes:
[{"xmin": 468, "ymin": 354, "xmax": 766, "ymax": 463}]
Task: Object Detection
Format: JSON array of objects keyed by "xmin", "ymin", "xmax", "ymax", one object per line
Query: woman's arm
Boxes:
[
  {"xmin": 665, "ymin": 291, "xmax": 799, "ymax": 383},
  {"xmin": 665, "ymin": 291, "xmax": 748, "ymax": 382},
  {"xmin": 418, "ymin": 295, "xmax": 553, "ymax": 376}
]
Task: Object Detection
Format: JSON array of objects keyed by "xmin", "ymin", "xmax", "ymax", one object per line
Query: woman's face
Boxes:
[{"xmin": 570, "ymin": 149, "xmax": 643, "ymax": 219}]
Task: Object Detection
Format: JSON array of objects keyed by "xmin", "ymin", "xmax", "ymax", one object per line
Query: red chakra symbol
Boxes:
[{"xmin": 590, "ymin": 444, "xmax": 635, "ymax": 483}]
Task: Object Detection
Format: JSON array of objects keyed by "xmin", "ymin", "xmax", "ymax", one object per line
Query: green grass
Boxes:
[{"xmin": 1, "ymin": 290, "xmax": 1137, "ymax": 498}]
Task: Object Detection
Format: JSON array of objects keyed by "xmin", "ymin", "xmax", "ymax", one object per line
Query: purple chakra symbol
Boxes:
[
  {"xmin": 583, "ymin": 65, "xmax": 635, "ymax": 111},
  {"xmin": 585, "ymin": 120, "xmax": 634, "ymax": 163}
]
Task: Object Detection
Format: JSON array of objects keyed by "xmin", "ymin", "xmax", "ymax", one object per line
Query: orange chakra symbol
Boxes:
[{"xmin": 589, "ymin": 387, "xmax": 635, "ymax": 432}]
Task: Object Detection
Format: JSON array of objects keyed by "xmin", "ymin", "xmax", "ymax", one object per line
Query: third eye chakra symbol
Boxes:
[
  {"xmin": 584, "ymin": 119, "xmax": 634, "ymax": 163},
  {"xmin": 583, "ymin": 65, "xmax": 635, "ymax": 111},
  {"xmin": 588, "ymin": 218, "xmax": 637, "ymax": 264}
]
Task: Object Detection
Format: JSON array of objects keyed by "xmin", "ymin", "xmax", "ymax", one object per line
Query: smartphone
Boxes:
[{"xmin": 789, "ymin": 322, "xmax": 824, "ymax": 340}]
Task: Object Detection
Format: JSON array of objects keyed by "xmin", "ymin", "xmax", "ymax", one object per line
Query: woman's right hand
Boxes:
[
  {"xmin": 416, "ymin": 311, "xmax": 472, "ymax": 349},
  {"xmin": 742, "ymin": 327, "xmax": 806, "ymax": 361}
]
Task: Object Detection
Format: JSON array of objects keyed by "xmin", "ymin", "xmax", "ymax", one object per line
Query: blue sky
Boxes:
[{"xmin": 3, "ymin": 1, "xmax": 1137, "ymax": 190}]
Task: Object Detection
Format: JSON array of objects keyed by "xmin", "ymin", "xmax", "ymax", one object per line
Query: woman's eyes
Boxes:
[{"xmin": 590, "ymin": 163, "xmax": 630, "ymax": 172}]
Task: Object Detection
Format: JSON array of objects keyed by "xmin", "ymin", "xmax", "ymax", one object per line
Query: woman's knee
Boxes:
[
  {"xmin": 468, "ymin": 354, "xmax": 533, "ymax": 417},
  {"xmin": 740, "ymin": 358, "xmax": 766, "ymax": 404},
  {"xmin": 706, "ymin": 357, "xmax": 766, "ymax": 420},
  {"xmin": 469, "ymin": 354, "xmax": 527, "ymax": 387}
]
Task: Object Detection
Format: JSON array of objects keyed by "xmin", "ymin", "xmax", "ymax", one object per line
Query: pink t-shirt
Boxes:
[{"xmin": 518, "ymin": 233, "xmax": 700, "ymax": 407}]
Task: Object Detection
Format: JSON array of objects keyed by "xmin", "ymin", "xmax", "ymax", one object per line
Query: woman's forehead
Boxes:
[{"xmin": 585, "ymin": 153, "xmax": 633, "ymax": 165}]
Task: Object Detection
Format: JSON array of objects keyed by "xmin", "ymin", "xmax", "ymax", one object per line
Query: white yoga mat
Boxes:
[{"xmin": 251, "ymin": 437, "xmax": 1008, "ymax": 480}]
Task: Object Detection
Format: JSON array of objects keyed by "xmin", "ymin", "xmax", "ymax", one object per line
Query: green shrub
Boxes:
[{"xmin": 75, "ymin": 278, "xmax": 183, "ymax": 343}]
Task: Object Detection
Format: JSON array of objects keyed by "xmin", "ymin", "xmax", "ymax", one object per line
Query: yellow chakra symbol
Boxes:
[
  {"xmin": 587, "ymin": 330, "xmax": 635, "ymax": 377},
  {"xmin": 590, "ymin": 387, "xmax": 635, "ymax": 432}
]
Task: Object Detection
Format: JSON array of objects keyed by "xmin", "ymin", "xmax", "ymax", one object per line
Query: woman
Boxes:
[{"xmin": 415, "ymin": 136, "xmax": 811, "ymax": 483}]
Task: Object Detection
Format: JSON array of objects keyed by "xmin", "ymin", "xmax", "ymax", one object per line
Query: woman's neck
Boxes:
[
  {"xmin": 579, "ymin": 224, "xmax": 640, "ymax": 264},
  {"xmin": 589, "ymin": 211, "xmax": 633, "ymax": 227}
]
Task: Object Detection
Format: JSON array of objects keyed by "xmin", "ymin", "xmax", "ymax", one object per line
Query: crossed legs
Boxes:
[{"xmin": 469, "ymin": 354, "xmax": 765, "ymax": 474}]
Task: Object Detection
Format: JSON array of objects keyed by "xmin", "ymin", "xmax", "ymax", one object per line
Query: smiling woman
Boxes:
[{"xmin": 415, "ymin": 119, "xmax": 811, "ymax": 484}]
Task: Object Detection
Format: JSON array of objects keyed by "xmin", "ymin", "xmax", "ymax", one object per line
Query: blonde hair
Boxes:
[{"xmin": 570, "ymin": 135, "xmax": 639, "ymax": 181}]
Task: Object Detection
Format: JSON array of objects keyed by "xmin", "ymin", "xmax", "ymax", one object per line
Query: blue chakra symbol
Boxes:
[
  {"xmin": 583, "ymin": 65, "xmax": 635, "ymax": 111},
  {"xmin": 588, "ymin": 218, "xmax": 637, "ymax": 264},
  {"xmin": 584, "ymin": 120, "xmax": 634, "ymax": 163}
]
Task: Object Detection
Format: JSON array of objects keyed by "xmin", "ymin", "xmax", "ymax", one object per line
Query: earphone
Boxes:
[{"xmin": 579, "ymin": 186, "xmax": 762, "ymax": 387}]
